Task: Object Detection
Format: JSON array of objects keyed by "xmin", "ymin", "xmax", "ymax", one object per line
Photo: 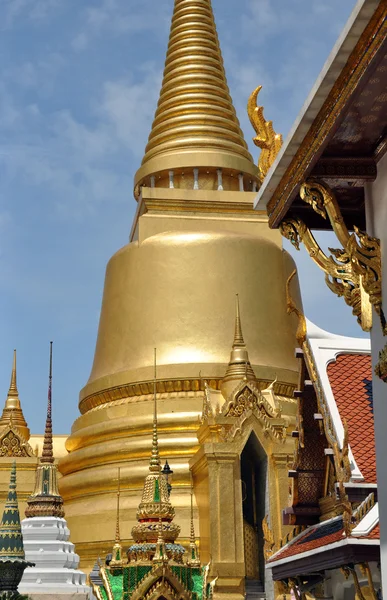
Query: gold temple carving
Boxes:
[
  {"xmin": 248, "ymin": 85, "xmax": 283, "ymax": 183},
  {"xmin": 280, "ymin": 180, "xmax": 384, "ymax": 334}
]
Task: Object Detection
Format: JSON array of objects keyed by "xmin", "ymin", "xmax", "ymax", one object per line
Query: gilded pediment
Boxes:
[
  {"xmin": 222, "ymin": 380, "xmax": 280, "ymax": 419},
  {"xmin": 0, "ymin": 426, "xmax": 34, "ymax": 458}
]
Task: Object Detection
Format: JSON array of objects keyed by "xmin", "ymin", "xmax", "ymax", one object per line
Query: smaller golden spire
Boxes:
[
  {"xmin": 0, "ymin": 350, "xmax": 30, "ymax": 441},
  {"xmin": 8, "ymin": 349, "xmax": 18, "ymax": 397},
  {"xmin": 150, "ymin": 348, "xmax": 161, "ymax": 473},
  {"xmin": 233, "ymin": 294, "xmax": 245, "ymax": 347},
  {"xmin": 221, "ymin": 296, "xmax": 256, "ymax": 398},
  {"xmin": 187, "ymin": 473, "xmax": 200, "ymax": 567},
  {"xmin": 25, "ymin": 342, "xmax": 64, "ymax": 519},
  {"xmin": 115, "ymin": 467, "xmax": 121, "ymax": 544},
  {"xmin": 110, "ymin": 468, "xmax": 124, "ymax": 567}
]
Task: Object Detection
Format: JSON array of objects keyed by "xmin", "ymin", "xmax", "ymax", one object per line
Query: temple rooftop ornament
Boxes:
[
  {"xmin": 0, "ymin": 350, "xmax": 30, "ymax": 442},
  {"xmin": 25, "ymin": 342, "xmax": 64, "ymax": 519},
  {"xmin": 187, "ymin": 474, "xmax": 200, "ymax": 568},
  {"xmin": 134, "ymin": 0, "xmax": 259, "ymax": 196},
  {"xmin": 91, "ymin": 352, "xmax": 211, "ymax": 600},
  {"xmin": 248, "ymin": 85, "xmax": 283, "ymax": 184},
  {"xmin": 221, "ymin": 295, "xmax": 256, "ymax": 399},
  {"xmin": 109, "ymin": 468, "xmax": 124, "ymax": 569},
  {"xmin": 128, "ymin": 349, "xmax": 185, "ymax": 564},
  {"xmin": 0, "ymin": 463, "xmax": 33, "ymax": 597},
  {"xmin": 19, "ymin": 343, "xmax": 89, "ymax": 595}
]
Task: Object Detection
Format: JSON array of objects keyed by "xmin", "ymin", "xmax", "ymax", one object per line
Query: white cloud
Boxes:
[
  {"xmin": 0, "ymin": 0, "xmax": 62, "ymax": 28},
  {"xmin": 71, "ymin": 0, "xmax": 170, "ymax": 51}
]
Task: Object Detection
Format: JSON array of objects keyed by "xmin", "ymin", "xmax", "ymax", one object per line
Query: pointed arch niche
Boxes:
[{"xmin": 190, "ymin": 399, "xmax": 294, "ymax": 600}]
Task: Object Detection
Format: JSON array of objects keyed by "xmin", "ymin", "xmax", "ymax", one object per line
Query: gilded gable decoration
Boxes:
[
  {"xmin": 0, "ymin": 426, "xmax": 33, "ymax": 458},
  {"xmin": 222, "ymin": 380, "xmax": 280, "ymax": 420}
]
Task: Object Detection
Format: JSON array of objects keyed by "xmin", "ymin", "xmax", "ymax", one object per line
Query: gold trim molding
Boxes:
[
  {"xmin": 280, "ymin": 180, "xmax": 384, "ymax": 334},
  {"xmin": 79, "ymin": 377, "xmax": 296, "ymax": 415}
]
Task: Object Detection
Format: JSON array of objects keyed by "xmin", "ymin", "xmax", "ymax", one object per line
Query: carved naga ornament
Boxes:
[
  {"xmin": 248, "ymin": 86, "xmax": 283, "ymax": 183},
  {"xmin": 280, "ymin": 180, "xmax": 384, "ymax": 335}
]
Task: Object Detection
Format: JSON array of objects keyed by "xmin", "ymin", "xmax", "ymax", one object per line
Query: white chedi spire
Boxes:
[{"xmin": 18, "ymin": 343, "xmax": 90, "ymax": 596}]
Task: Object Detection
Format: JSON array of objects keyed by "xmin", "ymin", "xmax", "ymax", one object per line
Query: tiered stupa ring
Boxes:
[{"xmin": 134, "ymin": 0, "xmax": 259, "ymax": 193}]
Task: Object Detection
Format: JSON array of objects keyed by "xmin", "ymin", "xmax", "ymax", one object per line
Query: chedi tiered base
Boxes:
[{"xmin": 19, "ymin": 517, "xmax": 90, "ymax": 595}]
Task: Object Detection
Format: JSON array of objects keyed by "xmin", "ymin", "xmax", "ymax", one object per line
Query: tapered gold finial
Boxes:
[
  {"xmin": 110, "ymin": 467, "xmax": 124, "ymax": 567},
  {"xmin": 149, "ymin": 348, "xmax": 161, "ymax": 473},
  {"xmin": 187, "ymin": 472, "xmax": 200, "ymax": 567},
  {"xmin": 134, "ymin": 0, "xmax": 259, "ymax": 194},
  {"xmin": 0, "ymin": 350, "xmax": 30, "ymax": 441},
  {"xmin": 26, "ymin": 342, "xmax": 64, "ymax": 519},
  {"xmin": 221, "ymin": 296, "xmax": 256, "ymax": 397},
  {"xmin": 234, "ymin": 295, "xmax": 245, "ymax": 348},
  {"xmin": 8, "ymin": 350, "xmax": 18, "ymax": 397}
]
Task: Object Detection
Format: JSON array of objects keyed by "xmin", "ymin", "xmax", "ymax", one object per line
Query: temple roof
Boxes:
[
  {"xmin": 268, "ymin": 500, "xmax": 380, "ymax": 578},
  {"xmin": 306, "ymin": 320, "xmax": 372, "ymax": 483},
  {"xmin": 255, "ymin": 0, "xmax": 387, "ymax": 229},
  {"xmin": 327, "ymin": 353, "xmax": 376, "ymax": 483}
]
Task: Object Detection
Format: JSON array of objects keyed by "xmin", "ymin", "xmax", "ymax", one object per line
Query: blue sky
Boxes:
[{"xmin": 0, "ymin": 0, "xmax": 361, "ymax": 434}]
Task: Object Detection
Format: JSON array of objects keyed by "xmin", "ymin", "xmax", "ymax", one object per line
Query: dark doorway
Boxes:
[{"xmin": 241, "ymin": 432, "xmax": 267, "ymax": 587}]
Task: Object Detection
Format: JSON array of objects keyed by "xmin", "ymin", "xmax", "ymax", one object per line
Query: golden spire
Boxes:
[
  {"xmin": 134, "ymin": 0, "xmax": 259, "ymax": 193},
  {"xmin": 110, "ymin": 468, "xmax": 124, "ymax": 567},
  {"xmin": 115, "ymin": 468, "xmax": 121, "ymax": 544},
  {"xmin": 233, "ymin": 293, "xmax": 245, "ymax": 347},
  {"xmin": 8, "ymin": 349, "xmax": 18, "ymax": 397},
  {"xmin": 0, "ymin": 350, "xmax": 30, "ymax": 441},
  {"xmin": 187, "ymin": 473, "xmax": 200, "ymax": 567},
  {"xmin": 129, "ymin": 352, "xmax": 185, "ymax": 563},
  {"xmin": 25, "ymin": 342, "xmax": 64, "ymax": 519},
  {"xmin": 150, "ymin": 348, "xmax": 161, "ymax": 473},
  {"xmin": 221, "ymin": 295, "xmax": 256, "ymax": 397}
]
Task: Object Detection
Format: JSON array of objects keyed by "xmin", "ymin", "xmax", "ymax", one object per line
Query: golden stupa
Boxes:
[{"xmin": 57, "ymin": 0, "xmax": 302, "ymax": 595}]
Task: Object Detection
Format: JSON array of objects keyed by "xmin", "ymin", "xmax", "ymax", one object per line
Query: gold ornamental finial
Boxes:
[
  {"xmin": 150, "ymin": 348, "xmax": 161, "ymax": 473},
  {"xmin": 234, "ymin": 294, "xmax": 245, "ymax": 348},
  {"xmin": 248, "ymin": 85, "xmax": 283, "ymax": 183},
  {"xmin": 110, "ymin": 467, "xmax": 124, "ymax": 567},
  {"xmin": 25, "ymin": 341, "xmax": 64, "ymax": 519},
  {"xmin": 187, "ymin": 472, "xmax": 200, "ymax": 567},
  {"xmin": 115, "ymin": 467, "xmax": 121, "ymax": 544},
  {"xmin": 0, "ymin": 350, "xmax": 30, "ymax": 441},
  {"xmin": 134, "ymin": 0, "xmax": 259, "ymax": 194},
  {"xmin": 8, "ymin": 350, "xmax": 18, "ymax": 397},
  {"xmin": 221, "ymin": 296, "xmax": 256, "ymax": 397}
]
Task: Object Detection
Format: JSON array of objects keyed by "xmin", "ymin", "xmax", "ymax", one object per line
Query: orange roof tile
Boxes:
[
  {"xmin": 366, "ymin": 523, "xmax": 380, "ymax": 539},
  {"xmin": 327, "ymin": 354, "xmax": 376, "ymax": 483},
  {"xmin": 269, "ymin": 519, "xmax": 345, "ymax": 562}
]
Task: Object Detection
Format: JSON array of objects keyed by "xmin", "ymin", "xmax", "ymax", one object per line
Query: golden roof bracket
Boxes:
[{"xmin": 280, "ymin": 179, "xmax": 384, "ymax": 337}]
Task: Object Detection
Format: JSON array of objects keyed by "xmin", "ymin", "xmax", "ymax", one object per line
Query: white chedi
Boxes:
[{"xmin": 19, "ymin": 516, "xmax": 90, "ymax": 594}]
